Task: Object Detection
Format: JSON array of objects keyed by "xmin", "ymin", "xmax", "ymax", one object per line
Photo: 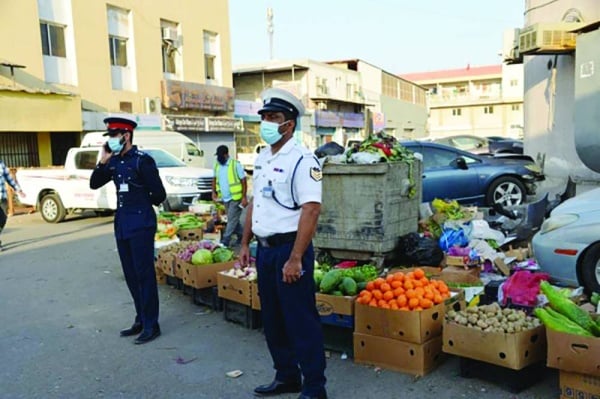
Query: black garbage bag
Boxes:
[
  {"xmin": 314, "ymin": 141, "xmax": 345, "ymax": 158},
  {"xmin": 396, "ymin": 232, "xmax": 444, "ymax": 266}
]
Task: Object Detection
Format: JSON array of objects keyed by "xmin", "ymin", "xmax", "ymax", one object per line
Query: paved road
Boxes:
[{"xmin": 0, "ymin": 212, "xmax": 557, "ymax": 399}]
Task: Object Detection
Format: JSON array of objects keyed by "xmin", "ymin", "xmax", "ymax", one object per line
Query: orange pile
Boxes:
[{"xmin": 356, "ymin": 268, "xmax": 450, "ymax": 311}]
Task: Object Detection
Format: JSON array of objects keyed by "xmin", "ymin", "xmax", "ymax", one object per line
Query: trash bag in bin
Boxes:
[
  {"xmin": 396, "ymin": 232, "xmax": 444, "ymax": 266},
  {"xmin": 314, "ymin": 141, "xmax": 345, "ymax": 158}
]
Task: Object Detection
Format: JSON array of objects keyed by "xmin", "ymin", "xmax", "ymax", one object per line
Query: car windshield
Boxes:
[{"xmin": 144, "ymin": 149, "xmax": 186, "ymax": 168}]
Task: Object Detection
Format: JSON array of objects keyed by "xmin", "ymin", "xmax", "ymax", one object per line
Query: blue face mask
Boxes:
[
  {"xmin": 260, "ymin": 120, "xmax": 290, "ymax": 145},
  {"xmin": 107, "ymin": 137, "xmax": 124, "ymax": 153}
]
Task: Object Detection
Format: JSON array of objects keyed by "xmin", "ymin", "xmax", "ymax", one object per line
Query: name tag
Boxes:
[
  {"xmin": 262, "ymin": 186, "xmax": 273, "ymax": 198},
  {"xmin": 119, "ymin": 183, "xmax": 129, "ymax": 192}
]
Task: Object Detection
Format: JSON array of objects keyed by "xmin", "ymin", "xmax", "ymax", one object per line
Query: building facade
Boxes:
[
  {"xmin": 400, "ymin": 64, "xmax": 524, "ymax": 139},
  {"xmin": 0, "ymin": 0, "xmax": 238, "ymax": 168},
  {"xmin": 518, "ymin": 0, "xmax": 600, "ymax": 185},
  {"xmin": 232, "ymin": 59, "xmax": 427, "ymax": 154}
]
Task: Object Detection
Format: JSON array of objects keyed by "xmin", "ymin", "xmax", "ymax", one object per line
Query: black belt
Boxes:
[{"xmin": 256, "ymin": 232, "xmax": 297, "ymax": 248}]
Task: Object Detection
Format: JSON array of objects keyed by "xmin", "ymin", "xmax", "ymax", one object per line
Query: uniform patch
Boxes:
[{"xmin": 310, "ymin": 167, "xmax": 322, "ymax": 181}]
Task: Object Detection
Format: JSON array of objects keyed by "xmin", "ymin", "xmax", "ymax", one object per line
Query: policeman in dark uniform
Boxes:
[
  {"xmin": 240, "ymin": 89, "xmax": 327, "ymax": 399},
  {"xmin": 90, "ymin": 117, "xmax": 166, "ymax": 345}
]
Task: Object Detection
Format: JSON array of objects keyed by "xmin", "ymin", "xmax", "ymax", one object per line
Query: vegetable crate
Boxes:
[
  {"xmin": 192, "ymin": 286, "xmax": 223, "ymax": 311},
  {"xmin": 217, "ymin": 272, "xmax": 252, "ymax": 307},
  {"xmin": 180, "ymin": 260, "xmax": 237, "ymax": 290},
  {"xmin": 314, "ymin": 161, "xmax": 422, "ymax": 261},
  {"xmin": 315, "ymin": 293, "xmax": 355, "ymax": 329},
  {"xmin": 322, "ymin": 324, "xmax": 354, "ymax": 357},
  {"xmin": 222, "ymin": 299, "xmax": 262, "ymax": 330},
  {"xmin": 442, "ymin": 321, "xmax": 547, "ymax": 370},
  {"xmin": 353, "ymin": 333, "xmax": 444, "ymax": 377},
  {"xmin": 458, "ymin": 357, "xmax": 547, "ymax": 394}
]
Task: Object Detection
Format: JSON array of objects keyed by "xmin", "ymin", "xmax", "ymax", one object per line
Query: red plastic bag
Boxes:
[{"xmin": 501, "ymin": 270, "xmax": 550, "ymax": 307}]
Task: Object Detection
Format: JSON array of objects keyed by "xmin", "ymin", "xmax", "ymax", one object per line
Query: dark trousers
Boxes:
[
  {"xmin": 0, "ymin": 199, "xmax": 7, "ymax": 233},
  {"xmin": 256, "ymin": 241, "xmax": 327, "ymax": 397},
  {"xmin": 116, "ymin": 229, "xmax": 159, "ymax": 331}
]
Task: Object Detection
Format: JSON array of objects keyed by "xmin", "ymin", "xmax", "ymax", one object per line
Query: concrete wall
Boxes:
[{"xmin": 523, "ymin": 0, "xmax": 600, "ymax": 183}]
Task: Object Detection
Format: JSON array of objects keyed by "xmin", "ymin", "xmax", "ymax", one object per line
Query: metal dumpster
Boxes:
[{"xmin": 314, "ymin": 160, "xmax": 422, "ymax": 260}]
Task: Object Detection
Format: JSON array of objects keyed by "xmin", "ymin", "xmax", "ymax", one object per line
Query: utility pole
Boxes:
[{"xmin": 267, "ymin": 7, "xmax": 274, "ymax": 60}]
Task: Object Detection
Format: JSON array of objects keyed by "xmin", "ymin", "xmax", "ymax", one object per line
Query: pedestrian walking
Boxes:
[
  {"xmin": 0, "ymin": 161, "xmax": 25, "ymax": 251},
  {"xmin": 239, "ymin": 88, "xmax": 327, "ymax": 399},
  {"xmin": 90, "ymin": 117, "xmax": 166, "ymax": 345},
  {"xmin": 212, "ymin": 145, "xmax": 247, "ymax": 247}
]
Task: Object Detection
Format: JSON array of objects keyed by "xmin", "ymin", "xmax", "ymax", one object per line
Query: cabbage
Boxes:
[
  {"xmin": 191, "ymin": 249, "xmax": 213, "ymax": 265},
  {"xmin": 212, "ymin": 247, "xmax": 233, "ymax": 263}
]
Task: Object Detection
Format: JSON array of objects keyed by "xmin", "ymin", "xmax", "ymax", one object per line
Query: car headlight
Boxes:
[
  {"xmin": 165, "ymin": 176, "xmax": 197, "ymax": 187},
  {"xmin": 539, "ymin": 213, "xmax": 579, "ymax": 234},
  {"xmin": 524, "ymin": 164, "xmax": 543, "ymax": 175}
]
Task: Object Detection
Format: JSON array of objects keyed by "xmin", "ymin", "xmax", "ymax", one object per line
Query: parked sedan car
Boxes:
[
  {"xmin": 402, "ymin": 141, "xmax": 544, "ymax": 207},
  {"xmin": 488, "ymin": 137, "xmax": 524, "ymax": 154},
  {"xmin": 431, "ymin": 135, "xmax": 489, "ymax": 154},
  {"xmin": 532, "ymin": 188, "xmax": 600, "ymax": 292}
]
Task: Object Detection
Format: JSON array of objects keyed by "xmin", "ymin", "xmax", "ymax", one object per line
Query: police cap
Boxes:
[
  {"xmin": 258, "ymin": 88, "xmax": 305, "ymax": 119},
  {"xmin": 103, "ymin": 117, "xmax": 138, "ymax": 136}
]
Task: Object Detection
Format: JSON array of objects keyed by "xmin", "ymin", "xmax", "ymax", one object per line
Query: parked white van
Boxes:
[{"xmin": 81, "ymin": 130, "xmax": 206, "ymax": 167}]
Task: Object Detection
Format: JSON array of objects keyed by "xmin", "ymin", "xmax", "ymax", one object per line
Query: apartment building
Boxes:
[
  {"xmin": 233, "ymin": 59, "xmax": 427, "ymax": 153},
  {"xmin": 400, "ymin": 64, "xmax": 524, "ymax": 139},
  {"xmin": 0, "ymin": 0, "xmax": 237, "ymax": 167}
]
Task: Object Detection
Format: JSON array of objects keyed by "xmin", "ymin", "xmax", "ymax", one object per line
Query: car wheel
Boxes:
[
  {"xmin": 40, "ymin": 193, "xmax": 66, "ymax": 223},
  {"xmin": 486, "ymin": 176, "xmax": 526, "ymax": 207},
  {"xmin": 580, "ymin": 243, "xmax": 600, "ymax": 293}
]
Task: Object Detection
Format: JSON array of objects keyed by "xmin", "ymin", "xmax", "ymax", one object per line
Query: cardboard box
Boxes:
[
  {"xmin": 181, "ymin": 260, "xmax": 236, "ymax": 289},
  {"xmin": 353, "ymin": 333, "xmax": 444, "ymax": 376},
  {"xmin": 560, "ymin": 370, "xmax": 600, "ymax": 398},
  {"xmin": 547, "ymin": 329, "xmax": 600, "ymax": 377},
  {"xmin": 251, "ymin": 281, "xmax": 261, "ymax": 310},
  {"xmin": 439, "ymin": 265, "xmax": 481, "ymax": 285},
  {"xmin": 446, "ymin": 288, "xmax": 466, "ymax": 313},
  {"xmin": 315, "ymin": 293, "xmax": 355, "ymax": 317},
  {"xmin": 446, "ymin": 255, "xmax": 481, "ymax": 268},
  {"xmin": 354, "ymin": 302, "xmax": 444, "ymax": 344},
  {"xmin": 157, "ymin": 251, "xmax": 176, "ymax": 276},
  {"xmin": 442, "ymin": 321, "xmax": 546, "ymax": 370},
  {"xmin": 504, "ymin": 245, "xmax": 531, "ymax": 261},
  {"xmin": 203, "ymin": 231, "xmax": 221, "ymax": 243},
  {"xmin": 155, "ymin": 267, "xmax": 166, "ymax": 284},
  {"xmin": 176, "ymin": 228, "xmax": 203, "ymax": 241},
  {"xmin": 217, "ymin": 272, "xmax": 252, "ymax": 306}
]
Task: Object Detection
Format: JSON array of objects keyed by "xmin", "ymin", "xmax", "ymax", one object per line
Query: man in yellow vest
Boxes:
[{"xmin": 212, "ymin": 145, "xmax": 248, "ymax": 247}]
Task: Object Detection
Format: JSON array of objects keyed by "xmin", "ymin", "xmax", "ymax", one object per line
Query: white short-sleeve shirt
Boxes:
[{"xmin": 251, "ymin": 139, "xmax": 322, "ymax": 237}]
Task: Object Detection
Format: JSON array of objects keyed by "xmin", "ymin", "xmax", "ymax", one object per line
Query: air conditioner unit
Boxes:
[
  {"xmin": 162, "ymin": 27, "xmax": 178, "ymax": 42},
  {"xmin": 518, "ymin": 22, "xmax": 583, "ymax": 55},
  {"xmin": 143, "ymin": 97, "xmax": 162, "ymax": 114},
  {"xmin": 503, "ymin": 28, "xmax": 523, "ymax": 64}
]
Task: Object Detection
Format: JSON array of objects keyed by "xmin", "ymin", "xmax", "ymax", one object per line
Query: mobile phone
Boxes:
[{"xmin": 103, "ymin": 142, "xmax": 112, "ymax": 153}]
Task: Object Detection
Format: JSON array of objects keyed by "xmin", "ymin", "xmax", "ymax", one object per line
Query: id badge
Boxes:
[
  {"xmin": 119, "ymin": 183, "xmax": 129, "ymax": 192},
  {"xmin": 262, "ymin": 186, "xmax": 273, "ymax": 198}
]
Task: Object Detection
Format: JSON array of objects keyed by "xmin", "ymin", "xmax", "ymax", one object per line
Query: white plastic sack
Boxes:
[
  {"xmin": 350, "ymin": 152, "xmax": 383, "ymax": 164},
  {"xmin": 467, "ymin": 219, "xmax": 505, "ymax": 242}
]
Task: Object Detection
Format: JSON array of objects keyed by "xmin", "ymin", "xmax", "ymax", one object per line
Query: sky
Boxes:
[{"xmin": 228, "ymin": 0, "xmax": 525, "ymax": 74}]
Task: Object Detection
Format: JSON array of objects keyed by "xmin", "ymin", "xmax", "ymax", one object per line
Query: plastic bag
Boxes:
[
  {"xmin": 501, "ymin": 270, "xmax": 550, "ymax": 307},
  {"xmin": 350, "ymin": 152, "xmax": 383, "ymax": 164},
  {"xmin": 396, "ymin": 233, "xmax": 444, "ymax": 266},
  {"xmin": 438, "ymin": 227, "xmax": 469, "ymax": 252},
  {"xmin": 314, "ymin": 141, "xmax": 345, "ymax": 158}
]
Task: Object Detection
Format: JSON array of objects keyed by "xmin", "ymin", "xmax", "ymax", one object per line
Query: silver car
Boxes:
[{"xmin": 532, "ymin": 187, "xmax": 600, "ymax": 292}]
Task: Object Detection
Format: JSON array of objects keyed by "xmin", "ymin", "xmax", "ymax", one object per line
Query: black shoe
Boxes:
[
  {"xmin": 297, "ymin": 393, "xmax": 327, "ymax": 399},
  {"xmin": 119, "ymin": 322, "xmax": 143, "ymax": 337},
  {"xmin": 254, "ymin": 380, "xmax": 302, "ymax": 396},
  {"xmin": 134, "ymin": 325, "xmax": 161, "ymax": 344}
]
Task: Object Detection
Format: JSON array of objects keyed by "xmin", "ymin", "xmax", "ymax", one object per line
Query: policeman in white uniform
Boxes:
[{"xmin": 240, "ymin": 88, "xmax": 327, "ymax": 399}]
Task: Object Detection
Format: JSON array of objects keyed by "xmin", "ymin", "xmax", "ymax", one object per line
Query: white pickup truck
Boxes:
[{"xmin": 17, "ymin": 147, "xmax": 214, "ymax": 223}]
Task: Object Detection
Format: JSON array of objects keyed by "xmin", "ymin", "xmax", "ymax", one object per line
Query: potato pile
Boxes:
[{"xmin": 446, "ymin": 303, "xmax": 541, "ymax": 333}]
